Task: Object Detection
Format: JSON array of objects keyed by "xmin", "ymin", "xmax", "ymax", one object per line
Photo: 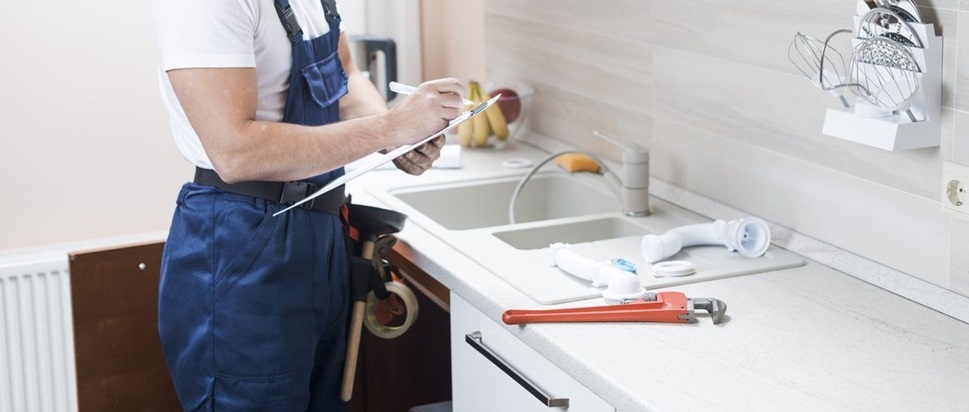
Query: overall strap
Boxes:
[
  {"xmin": 321, "ymin": 0, "xmax": 339, "ymax": 19},
  {"xmin": 274, "ymin": 0, "xmax": 341, "ymax": 44},
  {"xmin": 273, "ymin": 0, "xmax": 303, "ymax": 43}
]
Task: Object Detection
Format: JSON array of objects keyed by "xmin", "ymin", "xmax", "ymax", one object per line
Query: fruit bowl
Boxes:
[
  {"xmin": 450, "ymin": 79, "xmax": 534, "ymax": 148},
  {"xmin": 485, "ymin": 81, "xmax": 534, "ymax": 142}
]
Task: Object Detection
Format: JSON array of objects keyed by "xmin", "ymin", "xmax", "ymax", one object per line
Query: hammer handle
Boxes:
[
  {"xmin": 341, "ymin": 239, "xmax": 377, "ymax": 401},
  {"xmin": 340, "ymin": 300, "xmax": 367, "ymax": 401}
]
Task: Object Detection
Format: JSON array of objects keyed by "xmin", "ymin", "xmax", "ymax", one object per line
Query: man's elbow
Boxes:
[
  {"xmin": 208, "ymin": 152, "xmax": 250, "ymax": 184},
  {"xmin": 202, "ymin": 126, "xmax": 257, "ymax": 184}
]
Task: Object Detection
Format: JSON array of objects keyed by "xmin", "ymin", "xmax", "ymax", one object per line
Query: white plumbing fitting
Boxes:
[
  {"xmin": 600, "ymin": 272, "xmax": 647, "ymax": 303},
  {"xmin": 549, "ymin": 243, "xmax": 636, "ymax": 288},
  {"xmin": 641, "ymin": 217, "xmax": 772, "ymax": 263},
  {"xmin": 549, "ymin": 243, "xmax": 646, "ymax": 303}
]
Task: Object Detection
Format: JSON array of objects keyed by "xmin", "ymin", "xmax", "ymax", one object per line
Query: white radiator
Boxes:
[{"xmin": 0, "ymin": 252, "xmax": 77, "ymax": 412}]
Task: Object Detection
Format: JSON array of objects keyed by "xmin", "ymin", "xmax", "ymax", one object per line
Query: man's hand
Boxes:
[
  {"xmin": 392, "ymin": 135, "xmax": 445, "ymax": 175},
  {"xmin": 383, "ymin": 79, "xmax": 465, "ymax": 148},
  {"xmin": 381, "ymin": 78, "xmax": 463, "ymax": 175}
]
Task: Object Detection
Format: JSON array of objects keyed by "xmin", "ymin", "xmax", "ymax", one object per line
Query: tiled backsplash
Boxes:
[{"xmin": 485, "ymin": 0, "xmax": 969, "ymax": 297}]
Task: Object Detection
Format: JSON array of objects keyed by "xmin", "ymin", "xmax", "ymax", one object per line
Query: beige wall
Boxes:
[
  {"xmin": 421, "ymin": 0, "xmax": 486, "ymax": 83},
  {"xmin": 0, "ymin": 0, "xmax": 190, "ymax": 250},
  {"xmin": 484, "ymin": 0, "xmax": 969, "ymax": 297}
]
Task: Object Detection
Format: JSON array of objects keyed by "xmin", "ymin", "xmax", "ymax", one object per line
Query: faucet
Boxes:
[
  {"xmin": 506, "ymin": 130, "xmax": 651, "ymax": 224},
  {"xmin": 593, "ymin": 130, "xmax": 650, "ymax": 216}
]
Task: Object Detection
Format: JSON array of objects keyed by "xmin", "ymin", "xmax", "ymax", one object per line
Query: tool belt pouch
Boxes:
[{"xmin": 343, "ymin": 205, "xmax": 399, "ymax": 303}]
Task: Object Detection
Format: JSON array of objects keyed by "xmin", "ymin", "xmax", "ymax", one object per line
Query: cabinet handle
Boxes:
[{"xmin": 465, "ymin": 331, "xmax": 570, "ymax": 408}]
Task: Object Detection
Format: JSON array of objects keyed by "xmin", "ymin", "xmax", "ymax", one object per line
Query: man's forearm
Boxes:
[
  {"xmin": 212, "ymin": 113, "xmax": 394, "ymax": 183},
  {"xmin": 168, "ymin": 65, "xmax": 463, "ymax": 184}
]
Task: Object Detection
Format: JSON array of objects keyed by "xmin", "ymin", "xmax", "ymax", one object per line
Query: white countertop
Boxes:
[{"xmin": 347, "ymin": 139, "xmax": 969, "ymax": 412}]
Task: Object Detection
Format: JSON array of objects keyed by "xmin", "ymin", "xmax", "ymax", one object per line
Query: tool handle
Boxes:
[
  {"xmin": 340, "ymin": 301, "xmax": 367, "ymax": 401},
  {"xmin": 501, "ymin": 306, "xmax": 684, "ymax": 324}
]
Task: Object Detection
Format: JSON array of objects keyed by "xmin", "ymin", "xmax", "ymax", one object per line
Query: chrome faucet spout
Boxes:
[{"xmin": 593, "ymin": 130, "xmax": 650, "ymax": 216}]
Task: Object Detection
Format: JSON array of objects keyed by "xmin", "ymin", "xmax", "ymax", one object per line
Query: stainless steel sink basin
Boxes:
[{"xmin": 390, "ymin": 174, "xmax": 616, "ymax": 230}]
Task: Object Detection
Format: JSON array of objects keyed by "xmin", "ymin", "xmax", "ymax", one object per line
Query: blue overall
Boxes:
[{"xmin": 158, "ymin": 2, "xmax": 350, "ymax": 410}]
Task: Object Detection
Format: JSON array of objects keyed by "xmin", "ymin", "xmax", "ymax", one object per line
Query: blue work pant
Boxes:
[{"xmin": 159, "ymin": 183, "xmax": 349, "ymax": 411}]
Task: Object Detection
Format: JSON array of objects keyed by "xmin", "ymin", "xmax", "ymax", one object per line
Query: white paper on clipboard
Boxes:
[{"xmin": 273, "ymin": 94, "xmax": 500, "ymax": 216}]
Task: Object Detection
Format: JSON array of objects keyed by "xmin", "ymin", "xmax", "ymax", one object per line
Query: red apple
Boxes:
[{"xmin": 489, "ymin": 88, "xmax": 521, "ymax": 123}]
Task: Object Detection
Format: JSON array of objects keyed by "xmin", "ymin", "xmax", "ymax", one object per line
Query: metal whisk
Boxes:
[
  {"xmin": 849, "ymin": 35, "xmax": 921, "ymax": 121},
  {"xmin": 788, "ymin": 30, "xmax": 853, "ymax": 108}
]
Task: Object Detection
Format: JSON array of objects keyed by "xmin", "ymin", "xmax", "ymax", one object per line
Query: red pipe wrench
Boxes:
[{"xmin": 501, "ymin": 292, "xmax": 726, "ymax": 325}]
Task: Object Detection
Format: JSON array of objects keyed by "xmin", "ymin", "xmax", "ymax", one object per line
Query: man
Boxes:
[{"xmin": 152, "ymin": 0, "xmax": 464, "ymax": 410}]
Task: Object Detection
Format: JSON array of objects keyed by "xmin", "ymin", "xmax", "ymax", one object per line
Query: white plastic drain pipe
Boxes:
[
  {"xmin": 549, "ymin": 243, "xmax": 631, "ymax": 287},
  {"xmin": 641, "ymin": 217, "xmax": 772, "ymax": 263},
  {"xmin": 549, "ymin": 243, "xmax": 647, "ymax": 302}
]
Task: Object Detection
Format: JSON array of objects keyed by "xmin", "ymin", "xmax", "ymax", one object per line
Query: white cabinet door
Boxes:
[{"xmin": 450, "ymin": 293, "xmax": 614, "ymax": 412}]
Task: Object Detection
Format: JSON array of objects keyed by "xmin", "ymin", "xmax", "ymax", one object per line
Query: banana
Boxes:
[
  {"xmin": 484, "ymin": 88, "xmax": 509, "ymax": 140},
  {"xmin": 456, "ymin": 87, "xmax": 474, "ymax": 147},
  {"xmin": 470, "ymin": 81, "xmax": 491, "ymax": 147}
]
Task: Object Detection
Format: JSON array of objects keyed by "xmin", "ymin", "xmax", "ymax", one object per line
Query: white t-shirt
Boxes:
[{"xmin": 153, "ymin": 0, "xmax": 342, "ymax": 169}]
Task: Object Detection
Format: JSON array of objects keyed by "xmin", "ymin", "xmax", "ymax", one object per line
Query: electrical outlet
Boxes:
[{"xmin": 942, "ymin": 161, "xmax": 969, "ymax": 220}]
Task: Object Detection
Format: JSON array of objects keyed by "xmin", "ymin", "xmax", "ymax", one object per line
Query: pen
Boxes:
[{"xmin": 389, "ymin": 81, "xmax": 475, "ymax": 106}]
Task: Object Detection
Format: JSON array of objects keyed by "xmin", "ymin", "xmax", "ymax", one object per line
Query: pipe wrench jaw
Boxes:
[
  {"xmin": 620, "ymin": 294, "xmax": 727, "ymax": 324},
  {"xmin": 689, "ymin": 298, "xmax": 727, "ymax": 325}
]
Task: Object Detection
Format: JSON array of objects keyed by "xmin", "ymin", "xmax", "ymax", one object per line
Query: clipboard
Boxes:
[{"xmin": 273, "ymin": 94, "xmax": 500, "ymax": 216}]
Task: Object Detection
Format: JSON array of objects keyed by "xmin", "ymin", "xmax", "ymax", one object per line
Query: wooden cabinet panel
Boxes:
[
  {"xmin": 68, "ymin": 240, "xmax": 452, "ymax": 411},
  {"xmin": 70, "ymin": 242, "xmax": 180, "ymax": 411}
]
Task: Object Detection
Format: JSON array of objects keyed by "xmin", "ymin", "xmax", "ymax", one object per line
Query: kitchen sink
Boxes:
[
  {"xmin": 371, "ymin": 170, "xmax": 806, "ymax": 305},
  {"xmin": 390, "ymin": 174, "xmax": 616, "ymax": 230}
]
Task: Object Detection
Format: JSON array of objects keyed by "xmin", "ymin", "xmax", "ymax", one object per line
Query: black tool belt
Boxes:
[{"xmin": 194, "ymin": 167, "xmax": 345, "ymax": 215}]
